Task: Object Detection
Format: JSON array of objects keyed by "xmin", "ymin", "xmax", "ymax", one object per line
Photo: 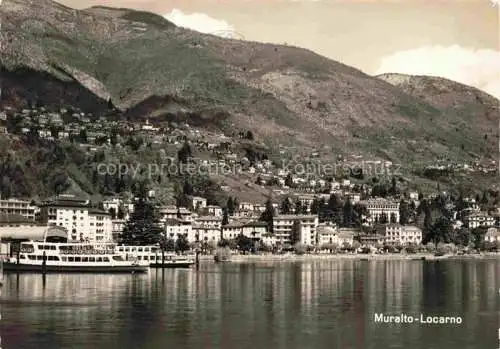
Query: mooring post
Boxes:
[
  {"xmin": 195, "ymin": 250, "xmax": 200, "ymax": 271},
  {"xmin": 42, "ymin": 251, "xmax": 47, "ymax": 275}
]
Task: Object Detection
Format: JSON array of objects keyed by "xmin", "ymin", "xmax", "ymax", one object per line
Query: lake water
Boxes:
[{"xmin": 1, "ymin": 259, "xmax": 499, "ymax": 349}]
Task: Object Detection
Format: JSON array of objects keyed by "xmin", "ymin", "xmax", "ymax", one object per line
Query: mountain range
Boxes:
[{"xmin": 0, "ymin": 0, "xmax": 498, "ymax": 199}]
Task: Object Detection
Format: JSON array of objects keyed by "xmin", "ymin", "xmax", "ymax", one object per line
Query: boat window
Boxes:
[
  {"xmin": 74, "ymin": 257, "xmax": 81, "ymax": 262},
  {"xmin": 138, "ymin": 247, "xmax": 143, "ymax": 252},
  {"xmin": 151, "ymin": 247, "xmax": 158, "ymax": 252},
  {"xmin": 125, "ymin": 248, "xmax": 130, "ymax": 252},
  {"xmin": 118, "ymin": 247, "xmax": 123, "ymax": 252},
  {"xmin": 51, "ymin": 245, "xmax": 57, "ymax": 250},
  {"xmin": 82, "ymin": 257, "xmax": 89, "ymax": 262},
  {"xmin": 61, "ymin": 257, "xmax": 67, "ymax": 261},
  {"xmin": 150, "ymin": 256, "xmax": 155, "ymax": 260},
  {"xmin": 36, "ymin": 255, "xmax": 43, "ymax": 260},
  {"xmin": 97, "ymin": 257, "xmax": 102, "ymax": 262},
  {"xmin": 112, "ymin": 255, "xmax": 124, "ymax": 261},
  {"xmin": 144, "ymin": 247, "xmax": 149, "ymax": 252},
  {"xmin": 68, "ymin": 257, "xmax": 74, "ymax": 262},
  {"xmin": 143, "ymin": 256, "xmax": 149, "ymax": 261},
  {"xmin": 89, "ymin": 257, "xmax": 95, "ymax": 262},
  {"xmin": 48, "ymin": 256, "xmax": 60, "ymax": 261},
  {"xmin": 28, "ymin": 255, "xmax": 35, "ymax": 260},
  {"xmin": 20, "ymin": 254, "xmax": 26, "ymax": 259},
  {"xmin": 103, "ymin": 257, "xmax": 110, "ymax": 262},
  {"xmin": 137, "ymin": 256, "xmax": 142, "ymax": 260}
]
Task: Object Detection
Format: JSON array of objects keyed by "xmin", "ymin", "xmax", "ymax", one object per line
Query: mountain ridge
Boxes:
[{"xmin": 0, "ymin": 0, "xmax": 498, "ymax": 164}]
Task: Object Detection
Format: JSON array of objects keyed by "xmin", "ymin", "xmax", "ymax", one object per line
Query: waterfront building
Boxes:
[
  {"xmin": 273, "ymin": 214, "xmax": 319, "ymax": 246},
  {"xmin": 193, "ymin": 225, "xmax": 221, "ymax": 244},
  {"xmin": 484, "ymin": 227, "xmax": 500, "ymax": 242},
  {"xmin": 221, "ymin": 221, "xmax": 268, "ymax": 241},
  {"xmin": 40, "ymin": 195, "xmax": 112, "ymax": 242},
  {"xmin": 380, "ymin": 224, "xmax": 422, "ymax": 245},
  {"xmin": 0, "ymin": 197, "xmax": 37, "ymax": 221},
  {"xmin": 357, "ymin": 234, "xmax": 386, "ymax": 246},
  {"xmin": 164, "ymin": 218, "xmax": 195, "ymax": 243},
  {"xmin": 316, "ymin": 224, "xmax": 339, "ymax": 246}
]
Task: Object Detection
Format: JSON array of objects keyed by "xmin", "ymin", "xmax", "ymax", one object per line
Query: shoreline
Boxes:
[{"xmin": 199, "ymin": 252, "xmax": 500, "ymax": 263}]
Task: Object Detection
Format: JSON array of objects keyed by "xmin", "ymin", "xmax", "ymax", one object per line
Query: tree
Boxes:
[
  {"xmin": 222, "ymin": 208, "xmax": 229, "ymax": 225},
  {"xmin": 245, "ymin": 130, "xmax": 254, "ymax": 140},
  {"xmin": 342, "ymin": 199, "xmax": 355, "ymax": 227},
  {"xmin": 236, "ymin": 234, "xmax": 254, "ymax": 253},
  {"xmin": 480, "ymin": 191, "xmax": 489, "ymax": 205},
  {"xmin": 310, "ymin": 198, "xmax": 321, "ymax": 215},
  {"xmin": 79, "ymin": 129, "xmax": 88, "ymax": 143},
  {"xmin": 293, "ymin": 242, "xmax": 307, "ymax": 255},
  {"xmin": 162, "ymin": 238, "xmax": 175, "ymax": 252},
  {"xmin": 227, "ymin": 197, "xmax": 235, "ymax": 215},
  {"xmin": 260, "ymin": 198, "xmax": 274, "ymax": 234},
  {"xmin": 390, "ymin": 176, "xmax": 398, "ymax": 196},
  {"xmin": 117, "ymin": 206, "xmax": 125, "ymax": 220},
  {"xmin": 280, "ymin": 197, "xmax": 292, "ymax": 214},
  {"xmin": 390, "ymin": 213, "xmax": 397, "ymax": 224},
  {"xmin": 399, "ymin": 200, "xmax": 410, "ymax": 225},
  {"xmin": 175, "ymin": 234, "xmax": 190, "ymax": 252},
  {"xmin": 177, "ymin": 141, "xmax": 192, "ymax": 164},
  {"xmin": 108, "ymin": 207, "xmax": 117, "ymax": 219},
  {"xmin": 119, "ymin": 183, "xmax": 164, "ymax": 245}
]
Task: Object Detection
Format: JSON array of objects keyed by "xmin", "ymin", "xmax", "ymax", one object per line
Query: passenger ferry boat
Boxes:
[
  {"xmin": 115, "ymin": 245, "xmax": 195, "ymax": 268},
  {"xmin": 3, "ymin": 241, "xmax": 148, "ymax": 273}
]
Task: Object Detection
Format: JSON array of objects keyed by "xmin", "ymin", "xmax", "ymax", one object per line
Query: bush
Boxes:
[{"xmin": 294, "ymin": 242, "xmax": 307, "ymax": 255}]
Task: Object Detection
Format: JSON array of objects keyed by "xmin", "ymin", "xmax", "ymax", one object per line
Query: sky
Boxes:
[{"xmin": 60, "ymin": 0, "xmax": 500, "ymax": 98}]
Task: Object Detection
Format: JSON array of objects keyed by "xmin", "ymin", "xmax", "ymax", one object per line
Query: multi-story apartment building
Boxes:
[
  {"xmin": 164, "ymin": 218, "xmax": 195, "ymax": 243},
  {"xmin": 359, "ymin": 198, "xmax": 400, "ymax": 223},
  {"xmin": 187, "ymin": 196, "xmax": 207, "ymax": 210},
  {"xmin": 193, "ymin": 225, "xmax": 221, "ymax": 244},
  {"xmin": 273, "ymin": 214, "xmax": 319, "ymax": 246},
  {"xmin": 204, "ymin": 205, "xmax": 223, "ymax": 217},
  {"xmin": 463, "ymin": 212, "xmax": 495, "ymax": 229},
  {"xmin": 194, "ymin": 216, "xmax": 222, "ymax": 229},
  {"xmin": 0, "ymin": 197, "xmax": 37, "ymax": 221},
  {"xmin": 159, "ymin": 206, "xmax": 193, "ymax": 222},
  {"xmin": 40, "ymin": 195, "xmax": 112, "ymax": 242},
  {"xmin": 382, "ymin": 224, "xmax": 422, "ymax": 245},
  {"xmin": 221, "ymin": 221, "xmax": 268, "ymax": 241},
  {"xmin": 111, "ymin": 219, "xmax": 126, "ymax": 242}
]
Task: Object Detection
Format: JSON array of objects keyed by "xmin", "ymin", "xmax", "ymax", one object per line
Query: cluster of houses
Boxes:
[{"xmin": 1, "ymin": 191, "xmax": 499, "ymax": 250}]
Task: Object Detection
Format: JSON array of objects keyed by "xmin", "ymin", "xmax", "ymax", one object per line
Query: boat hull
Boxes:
[
  {"xmin": 2, "ymin": 262, "xmax": 148, "ymax": 274},
  {"xmin": 149, "ymin": 262, "xmax": 194, "ymax": 268}
]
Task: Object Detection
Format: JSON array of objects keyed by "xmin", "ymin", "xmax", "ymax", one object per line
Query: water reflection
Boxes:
[{"xmin": 0, "ymin": 260, "xmax": 498, "ymax": 349}]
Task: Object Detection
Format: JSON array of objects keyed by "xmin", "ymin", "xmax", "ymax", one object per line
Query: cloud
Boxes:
[
  {"xmin": 164, "ymin": 9, "xmax": 236, "ymax": 38},
  {"xmin": 375, "ymin": 45, "xmax": 500, "ymax": 99}
]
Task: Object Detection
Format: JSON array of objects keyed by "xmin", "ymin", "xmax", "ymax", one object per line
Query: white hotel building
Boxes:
[
  {"xmin": 0, "ymin": 197, "xmax": 37, "ymax": 221},
  {"xmin": 40, "ymin": 195, "xmax": 112, "ymax": 242},
  {"xmin": 273, "ymin": 214, "xmax": 319, "ymax": 246},
  {"xmin": 359, "ymin": 198, "xmax": 400, "ymax": 223},
  {"xmin": 382, "ymin": 224, "xmax": 422, "ymax": 245}
]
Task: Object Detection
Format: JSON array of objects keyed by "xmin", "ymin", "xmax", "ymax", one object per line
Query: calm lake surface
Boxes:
[{"xmin": 1, "ymin": 260, "xmax": 499, "ymax": 349}]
